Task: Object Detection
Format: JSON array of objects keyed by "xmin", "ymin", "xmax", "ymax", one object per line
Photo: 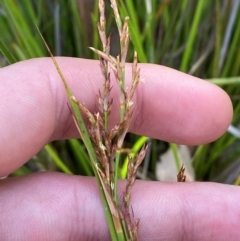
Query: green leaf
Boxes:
[{"xmin": 0, "ymin": 39, "xmax": 17, "ymax": 64}]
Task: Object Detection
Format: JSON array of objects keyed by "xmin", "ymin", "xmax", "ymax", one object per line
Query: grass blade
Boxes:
[
  {"xmin": 0, "ymin": 39, "xmax": 17, "ymax": 64},
  {"xmin": 44, "ymin": 145, "xmax": 73, "ymax": 174},
  {"xmin": 180, "ymin": 0, "xmax": 207, "ymax": 72}
]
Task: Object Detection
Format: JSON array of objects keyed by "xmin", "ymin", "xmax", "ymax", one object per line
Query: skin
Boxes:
[{"xmin": 0, "ymin": 57, "xmax": 237, "ymax": 240}]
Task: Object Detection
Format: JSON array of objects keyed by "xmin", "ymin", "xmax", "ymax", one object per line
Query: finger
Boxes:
[
  {"xmin": 0, "ymin": 58, "xmax": 232, "ymax": 175},
  {"xmin": 0, "ymin": 172, "xmax": 239, "ymax": 241}
]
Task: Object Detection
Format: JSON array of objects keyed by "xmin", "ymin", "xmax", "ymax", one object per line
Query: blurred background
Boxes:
[{"xmin": 0, "ymin": 0, "xmax": 240, "ymax": 184}]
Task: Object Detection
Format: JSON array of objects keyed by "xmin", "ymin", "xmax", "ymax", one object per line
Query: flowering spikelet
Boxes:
[{"xmin": 85, "ymin": 1, "xmax": 147, "ymax": 240}]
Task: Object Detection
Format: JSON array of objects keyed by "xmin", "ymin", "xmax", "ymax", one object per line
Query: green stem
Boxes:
[
  {"xmin": 169, "ymin": 143, "xmax": 181, "ymax": 171},
  {"xmin": 0, "ymin": 39, "xmax": 17, "ymax": 64},
  {"xmin": 44, "ymin": 145, "xmax": 73, "ymax": 174},
  {"xmin": 180, "ymin": 0, "xmax": 207, "ymax": 72},
  {"xmin": 114, "ymin": 151, "xmax": 121, "ymax": 204}
]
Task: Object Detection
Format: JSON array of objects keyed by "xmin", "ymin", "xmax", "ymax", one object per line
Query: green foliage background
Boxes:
[{"xmin": 0, "ymin": 0, "xmax": 240, "ymax": 184}]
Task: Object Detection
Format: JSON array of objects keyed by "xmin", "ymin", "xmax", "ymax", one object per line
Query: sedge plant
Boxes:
[
  {"xmin": 1, "ymin": 0, "xmax": 240, "ymax": 183},
  {"xmin": 39, "ymin": 0, "xmax": 147, "ymax": 240}
]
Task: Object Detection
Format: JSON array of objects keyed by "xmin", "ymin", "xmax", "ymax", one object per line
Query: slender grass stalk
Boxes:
[
  {"xmin": 44, "ymin": 145, "xmax": 73, "ymax": 174},
  {"xmin": 121, "ymin": 136, "xmax": 149, "ymax": 178},
  {"xmin": 37, "ymin": 28, "xmax": 119, "ymax": 240},
  {"xmin": 68, "ymin": 139, "xmax": 93, "ymax": 176},
  {"xmin": 222, "ymin": 11, "xmax": 240, "ymax": 77},
  {"xmin": 207, "ymin": 76, "xmax": 240, "ymax": 85},
  {"xmin": 212, "ymin": 0, "xmax": 221, "ymax": 77},
  {"xmin": 3, "ymin": 0, "xmax": 44, "ymax": 58},
  {"xmin": 144, "ymin": 0, "xmax": 155, "ymax": 63},
  {"xmin": 0, "ymin": 39, "xmax": 16, "ymax": 64},
  {"xmin": 69, "ymin": 0, "xmax": 88, "ymax": 57},
  {"xmin": 38, "ymin": 0, "xmax": 146, "ymax": 239},
  {"xmin": 169, "ymin": 143, "xmax": 181, "ymax": 171},
  {"xmin": 180, "ymin": 0, "xmax": 207, "ymax": 72},
  {"xmin": 234, "ymin": 176, "xmax": 240, "ymax": 185},
  {"xmin": 12, "ymin": 166, "xmax": 31, "ymax": 176}
]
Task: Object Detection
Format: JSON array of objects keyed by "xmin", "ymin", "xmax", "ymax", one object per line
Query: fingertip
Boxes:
[{"xmin": 130, "ymin": 65, "xmax": 233, "ymax": 144}]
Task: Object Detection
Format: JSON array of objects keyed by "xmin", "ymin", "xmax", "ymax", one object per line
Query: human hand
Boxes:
[{"xmin": 0, "ymin": 58, "xmax": 236, "ymax": 240}]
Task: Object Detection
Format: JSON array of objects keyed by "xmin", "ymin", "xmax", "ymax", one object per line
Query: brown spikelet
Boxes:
[
  {"xmin": 82, "ymin": 0, "xmax": 147, "ymax": 239},
  {"xmin": 177, "ymin": 165, "xmax": 186, "ymax": 182},
  {"xmin": 123, "ymin": 145, "xmax": 148, "ymax": 240}
]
